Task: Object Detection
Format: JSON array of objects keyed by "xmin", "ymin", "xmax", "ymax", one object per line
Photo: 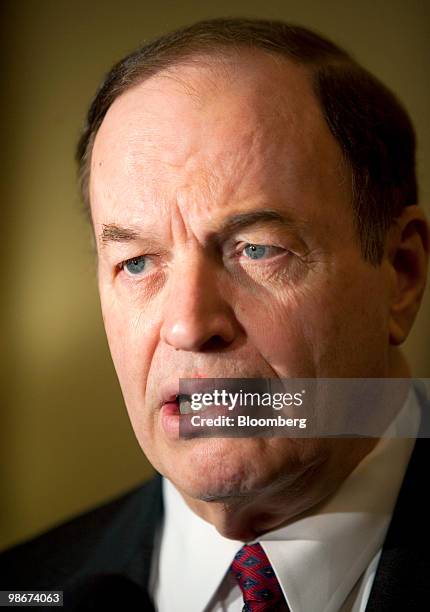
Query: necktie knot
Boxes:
[{"xmin": 229, "ymin": 543, "xmax": 289, "ymax": 611}]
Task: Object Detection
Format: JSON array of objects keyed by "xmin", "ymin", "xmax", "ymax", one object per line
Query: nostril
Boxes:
[{"xmin": 200, "ymin": 334, "xmax": 232, "ymax": 352}]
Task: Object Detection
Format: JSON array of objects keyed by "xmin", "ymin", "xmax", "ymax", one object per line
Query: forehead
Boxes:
[{"xmin": 90, "ymin": 50, "xmax": 346, "ymax": 226}]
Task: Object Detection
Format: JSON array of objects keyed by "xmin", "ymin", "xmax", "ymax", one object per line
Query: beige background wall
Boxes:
[{"xmin": 1, "ymin": 0, "xmax": 429, "ymax": 551}]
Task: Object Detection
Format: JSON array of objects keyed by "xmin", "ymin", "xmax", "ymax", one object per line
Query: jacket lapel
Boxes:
[{"xmin": 365, "ymin": 383, "xmax": 430, "ymax": 610}]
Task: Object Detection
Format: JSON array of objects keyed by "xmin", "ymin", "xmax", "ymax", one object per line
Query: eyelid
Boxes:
[
  {"xmin": 233, "ymin": 243, "xmax": 289, "ymax": 259},
  {"xmin": 117, "ymin": 254, "xmax": 153, "ymax": 277},
  {"xmin": 117, "ymin": 255, "xmax": 141, "ymax": 270}
]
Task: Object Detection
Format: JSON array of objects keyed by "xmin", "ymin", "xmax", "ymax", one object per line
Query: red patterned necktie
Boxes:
[{"xmin": 229, "ymin": 543, "xmax": 289, "ymax": 611}]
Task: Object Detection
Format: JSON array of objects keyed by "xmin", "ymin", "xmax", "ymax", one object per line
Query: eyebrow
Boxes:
[{"xmin": 100, "ymin": 209, "xmax": 301, "ymax": 247}]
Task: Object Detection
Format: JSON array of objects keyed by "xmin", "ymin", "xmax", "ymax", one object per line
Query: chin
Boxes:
[
  {"xmin": 152, "ymin": 439, "xmax": 243, "ymax": 496},
  {"xmin": 181, "ymin": 451, "xmax": 259, "ymax": 501},
  {"xmin": 160, "ymin": 437, "xmax": 304, "ymax": 503}
]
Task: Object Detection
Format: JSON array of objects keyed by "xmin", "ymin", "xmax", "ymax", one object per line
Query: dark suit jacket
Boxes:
[{"xmin": 1, "ymin": 384, "xmax": 429, "ymax": 610}]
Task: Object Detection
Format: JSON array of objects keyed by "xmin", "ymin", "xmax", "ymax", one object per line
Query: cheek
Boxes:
[
  {"xmin": 235, "ymin": 287, "xmax": 316, "ymax": 377},
  {"xmin": 101, "ymin": 294, "xmax": 164, "ymax": 456},
  {"xmin": 236, "ymin": 265, "xmax": 388, "ymax": 378},
  {"xmin": 100, "ymin": 287, "xmax": 159, "ymax": 406},
  {"xmin": 295, "ymin": 270, "xmax": 389, "ymax": 376}
]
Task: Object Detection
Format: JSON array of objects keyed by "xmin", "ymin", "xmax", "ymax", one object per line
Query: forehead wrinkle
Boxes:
[
  {"xmin": 92, "ymin": 51, "xmax": 350, "ymax": 243},
  {"xmin": 175, "ymin": 96, "xmax": 289, "ymax": 215},
  {"xmin": 171, "ymin": 66, "xmax": 328, "ymax": 210},
  {"xmin": 175, "ymin": 112, "xmax": 295, "ymax": 222}
]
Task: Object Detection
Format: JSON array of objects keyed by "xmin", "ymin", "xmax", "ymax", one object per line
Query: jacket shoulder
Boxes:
[{"xmin": 0, "ymin": 474, "xmax": 162, "ymax": 590}]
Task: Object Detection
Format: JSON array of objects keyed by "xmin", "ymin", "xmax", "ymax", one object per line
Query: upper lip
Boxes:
[
  {"xmin": 159, "ymin": 378, "xmax": 229, "ymax": 407},
  {"xmin": 160, "ymin": 382, "xmax": 180, "ymax": 406}
]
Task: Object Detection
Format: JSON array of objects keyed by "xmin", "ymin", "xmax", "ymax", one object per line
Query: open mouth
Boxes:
[
  {"xmin": 162, "ymin": 394, "xmax": 197, "ymax": 415},
  {"xmin": 175, "ymin": 394, "xmax": 221, "ymax": 415},
  {"xmin": 160, "ymin": 392, "xmax": 230, "ymax": 439},
  {"xmin": 166, "ymin": 393, "xmax": 234, "ymax": 417}
]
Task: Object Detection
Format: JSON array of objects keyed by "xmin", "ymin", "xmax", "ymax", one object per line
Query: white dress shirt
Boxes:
[{"xmin": 149, "ymin": 386, "xmax": 420, "ymax": 612}]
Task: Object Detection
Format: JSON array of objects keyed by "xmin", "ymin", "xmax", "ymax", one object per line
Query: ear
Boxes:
[{"xmin": 386, "ymin": 205, "xmax": 429, "ymax": 345}]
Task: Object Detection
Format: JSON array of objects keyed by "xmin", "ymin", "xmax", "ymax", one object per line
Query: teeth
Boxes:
[
  {"xmin": 178, "ymin": 394, "xmax": 192, "ymax": 415},
  {"xmin": 178, "ymin": 394, "xmax": 212, "ymax": 415},
  {"xmin": 179, "ymin": 398, "xmax": 192, "ymax": 414}
]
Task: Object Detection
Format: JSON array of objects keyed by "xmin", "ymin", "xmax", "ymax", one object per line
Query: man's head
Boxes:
[{"xmin": 78, "ymin": 18, "xmax": 428, "ymax": 539}]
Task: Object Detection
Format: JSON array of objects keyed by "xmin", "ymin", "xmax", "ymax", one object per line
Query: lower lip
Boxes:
[{"xmin": 160, "ymin": 402, "xmax": 180, "ymax": 439}]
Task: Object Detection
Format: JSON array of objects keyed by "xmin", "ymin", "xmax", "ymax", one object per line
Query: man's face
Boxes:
[{"xmin": 90, "ymin": 51, "xmax": 392, "ymax": 513}]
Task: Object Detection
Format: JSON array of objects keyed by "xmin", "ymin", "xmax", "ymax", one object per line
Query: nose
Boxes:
[{"xmin": 160, "ymin": 255, "xmax": 240, "ymax": 352}]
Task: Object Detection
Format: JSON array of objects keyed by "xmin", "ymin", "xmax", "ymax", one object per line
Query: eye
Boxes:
[
  {"xmin": 121, "ymin": 255, "xmax": 148, "ymax": 276},
  {"xmin": 242, "ymin": 244, "xmax": 284, "ymax": 260}
]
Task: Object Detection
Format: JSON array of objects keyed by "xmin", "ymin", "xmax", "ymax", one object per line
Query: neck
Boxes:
[{"xmin": 177, "ymin": 437, "xmax": 379, "ymax": 540}]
